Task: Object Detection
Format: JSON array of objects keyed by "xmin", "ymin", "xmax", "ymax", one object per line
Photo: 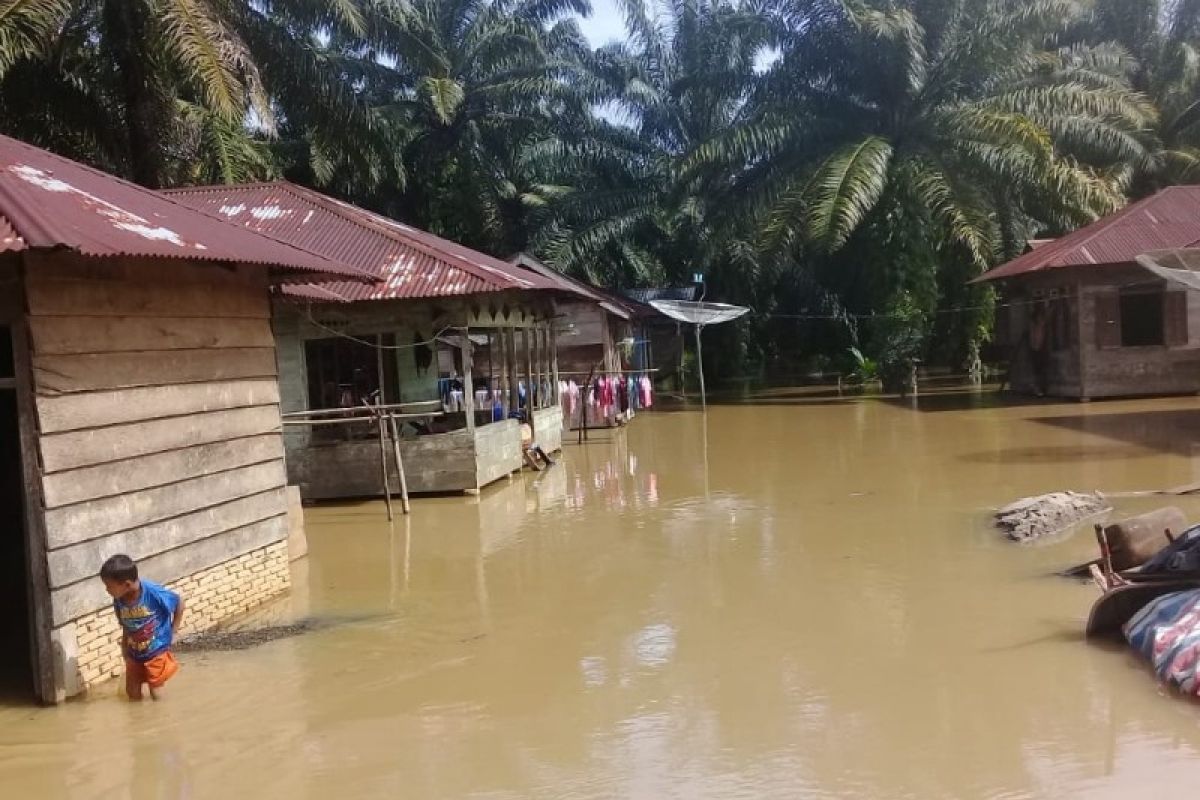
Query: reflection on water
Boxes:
[{"xmin": 5, "ymin": 392, "xmax": 1200, "ymax": 797}]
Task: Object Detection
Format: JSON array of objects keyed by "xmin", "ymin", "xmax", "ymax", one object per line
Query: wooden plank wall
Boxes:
[
  {"xmin": 289, "ymin": 429, "xmax": 480, "ymax": 498},
  {"xmin": 23, "ymin": 253, "xmax": 290, "ymax": 626}
]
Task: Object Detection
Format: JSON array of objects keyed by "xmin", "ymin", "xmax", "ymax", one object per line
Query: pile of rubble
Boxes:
[{"xmin": 995, "ymin": 491, "xmax": 1110, "ymax": 542}]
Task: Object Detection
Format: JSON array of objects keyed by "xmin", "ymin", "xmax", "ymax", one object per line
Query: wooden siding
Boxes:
[
  {"xmin": 287, "ymin": 429, "xmax": 482, "ymax": 498},
  {"xmin": 23, "ymin": 252, "xmax": 290, "ymax": 626}
]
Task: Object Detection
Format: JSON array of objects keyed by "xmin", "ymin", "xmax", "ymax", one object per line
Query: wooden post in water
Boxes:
[
  {"xmin": 387, "ymin": 412, "xmax": 411, "ymax": 515},
  {"xmin": 694, "ymin": 324, "xmax": 707, "ymax": 409},
  {"xmin": 377, "ymin": 408, "xmax": 394, "ymax": 521},
  {"xmin": 521, "ymin": 328, "xmax": 534, "ymax": 440},
  {"xmin": 462, "ymin": 327, "xmax": 476, "ymax": 434},
  {"xmin": 506, "ymin": 328, "xmax": 520, "ymax": 420},
  {"xmin": 550, "ymin": 324, "xmax": 560, "ymax": 405}
]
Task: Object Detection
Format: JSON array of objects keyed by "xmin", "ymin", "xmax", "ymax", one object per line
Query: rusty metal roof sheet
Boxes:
[
  {"xmin": 979, "ymin": 186, "xmax": 1200, "ymax": 282},
  {"xmin": 508, "ymin": 253, "xmax": 649, "ymax": 319},
  {"xmin": 164, "ymin": 182, "xmax": 568, "ymax": 302},
  {"xmin": 0, "ymin": 135, "xmax": 370, "ymax": 281}
]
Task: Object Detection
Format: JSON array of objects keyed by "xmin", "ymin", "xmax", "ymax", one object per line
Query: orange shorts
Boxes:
[{"xmin": 127, "ymin": 651, "xmax": 179, "ymax": 688}]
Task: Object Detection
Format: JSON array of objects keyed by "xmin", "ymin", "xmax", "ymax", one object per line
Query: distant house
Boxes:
[
  {"xmin": 167, "ymin": 183, "xmax": 586, "ymax": 498},
  {"xmin": 0, "ymin": 136, "xmax": 368, "ymax": 702},
  {"xmin": 508, "ymin": 255, "xmax": 660, "ymax": 428},
  {"xmin": 978, "ymin": 186, "xmax": 1200, "ymax": 400}
]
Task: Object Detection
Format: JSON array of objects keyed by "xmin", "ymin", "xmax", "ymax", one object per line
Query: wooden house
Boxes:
[
  {"xmin": 979, "ymin": 186, "xmax": 1200, "ymax": 400},
  {"xmin": 166, "ymin": 183, "xmax": 579, "ymax": 499},
  {"xmin": 508, "ymin": 255, "xmax": 659, "ymax": 429},
  {"xmin": 0, "ymin": 136, "xmax": 369, "ymax": 702}
]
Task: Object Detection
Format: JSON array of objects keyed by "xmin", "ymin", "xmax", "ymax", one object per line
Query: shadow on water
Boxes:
[
  {"xmin": 958, "ymin": 443, "xmax": 1160, "ymax": 465},
  {"xmin": 1031, "ymin": 408, "xmax": 1200, "ymax": 458}
]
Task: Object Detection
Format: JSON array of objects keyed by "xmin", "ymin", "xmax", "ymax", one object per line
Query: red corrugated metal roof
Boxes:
[
  {"xmin": 508, "ymin": 253, "xmax": 638, "ymax": 319},
  {"xmin": 979, "ymin": 186, "xmax": 1200, "ymax": 281},
  {"xmin": 164, "ymin": 182, "xmax": 567, "ymax": 302},
  {"xmin": 0, "ymin": 135, "xmax": 370, "ymax": 281}
]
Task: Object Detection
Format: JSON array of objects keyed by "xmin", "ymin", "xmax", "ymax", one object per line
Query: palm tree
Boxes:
[
  {"xmin": 1077, "ymin": 0, "xmax": 1200, "ymax": 194},
  {"xmin": 322, "ymin": 0, "xmax": 601, "ymax": 255},
  {"xmin": 532, "ymin": 0, "xmax": 774, "ymax": 290},
  {"xmin": 0, "ymin": 0, "xmax": 373, "ymax": 187},
  {"xmin": 693, "ymin": 0, "xmax": 1152, "ymax": 269}
]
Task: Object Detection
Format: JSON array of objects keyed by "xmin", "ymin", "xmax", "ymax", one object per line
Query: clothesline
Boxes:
[{"xmin": 556, "ymin": 368, "xmax": 661, "ymax": 377}]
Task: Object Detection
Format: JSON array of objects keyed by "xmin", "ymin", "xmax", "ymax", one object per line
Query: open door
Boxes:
[{"xmin": 0, "ymin": 324, "xmax": 34, "ymax": 701}]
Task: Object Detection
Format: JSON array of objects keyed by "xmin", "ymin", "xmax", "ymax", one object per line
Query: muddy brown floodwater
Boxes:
[{"xmin": 6, "ymin": 391, "xmax": 1200, "ymax": 798}]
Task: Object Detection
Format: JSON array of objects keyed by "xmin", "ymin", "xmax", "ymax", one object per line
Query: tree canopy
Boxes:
[{"xmin": 2, "ymin": 0, "xmax": 1198, "ymax": 378}]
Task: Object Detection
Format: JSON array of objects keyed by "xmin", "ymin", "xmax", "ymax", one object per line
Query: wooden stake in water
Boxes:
[
  {"xmin": 387, "ymin": 412, "xmax": 411, "ymax": 515},
  {"xmin": 378, "ymin": 410, "xmax": 394, "ymax": 521}
]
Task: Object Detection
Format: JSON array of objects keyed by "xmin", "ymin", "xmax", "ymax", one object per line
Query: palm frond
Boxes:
[
  {"xmin": 0, "ymin": 0, "xmax": 71, "ymax": 77},
  {"xmin": 803, "ymin": 135, "xmax": 893, "ymax": 251},
  {"xmin": 156, "ymin": 0, "xmax": 248, "ymax": 119},
  {"xmin": 419, "ymin": 75, "xmax": 464, "ymax": 123}
]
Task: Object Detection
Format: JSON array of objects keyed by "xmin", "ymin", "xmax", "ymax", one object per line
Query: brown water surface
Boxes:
[{"xmin": 4, "ymin": 392, "xmax": 1200, "ymax": 798}]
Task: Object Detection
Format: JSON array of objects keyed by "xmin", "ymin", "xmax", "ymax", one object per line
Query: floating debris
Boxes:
[
  {"xmin": 995, "ymin": 491, "xmax": 1110, "ymax": 542},
  {"xmin": 174, "ymin": 613, "xmax": 388, "ymax": 653},
  {"xmin": 174, "ymin": 621, "xmax": 321, "ymax": 653}
]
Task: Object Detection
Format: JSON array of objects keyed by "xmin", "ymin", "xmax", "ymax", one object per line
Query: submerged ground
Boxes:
[{"xmin": 3, "ymin": 389, "xmax": 1200, "ymax": 798}]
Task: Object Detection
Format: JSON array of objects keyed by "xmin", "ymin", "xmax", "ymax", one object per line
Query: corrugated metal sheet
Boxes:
[
  {"xmin": 624, "ymin": 286, "xmax": 699, "ymax": 303},
  {"xmin": 0, "ymin": 135, "xmax": 370, "ymax": 281},
  {"xmin": 980, "ymin": 186, "xmax": 1200, "ymax": 281},
  {"xmin": 164, "ymin": 182, "xmax": 568, "ymax": 302},
  {"xmin": 509, "ymin": 253, "xmax": 643, "ymax": 319}
]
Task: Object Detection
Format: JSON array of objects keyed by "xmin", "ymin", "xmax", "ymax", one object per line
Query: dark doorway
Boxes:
[{"xmin": 0, "ymin": 325, "xmax": 34, "ymax": 701}]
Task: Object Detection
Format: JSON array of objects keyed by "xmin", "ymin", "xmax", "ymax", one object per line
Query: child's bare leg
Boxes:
[
  {"xmin": 147, "ymin": 684, "xmax": 165, "ymax": 701},
  {"xmin": 124, "ymin": 661, "xmax": 143, "ymax": 701}
]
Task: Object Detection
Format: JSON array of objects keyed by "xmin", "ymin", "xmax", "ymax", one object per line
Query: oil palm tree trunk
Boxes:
[{"xmin": 103, "ymin": 0, "xmax": 166, "ymax": 187}]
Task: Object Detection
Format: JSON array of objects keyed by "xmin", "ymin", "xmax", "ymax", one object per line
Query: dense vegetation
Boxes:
[{"xmin": 2, "ymin": 0, "xmax": 1198, "ymax": 381}]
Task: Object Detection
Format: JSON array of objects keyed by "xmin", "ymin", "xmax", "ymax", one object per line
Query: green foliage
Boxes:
[
  {"xmin": 846, "ymin": 347, "xmax": 879, "ymax": 385},
  {"xmin": 4, "ymin": 0, "xmax": 1200, "ymax": 379}
]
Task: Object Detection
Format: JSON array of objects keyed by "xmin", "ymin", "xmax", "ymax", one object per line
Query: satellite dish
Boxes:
[
  {"xmin": 647, "ymin": 300, "xmax": 750, "ymax": 407},
  {"xmin": 649, "ymin": 299, "xmax": 749, "ymax": 326}
]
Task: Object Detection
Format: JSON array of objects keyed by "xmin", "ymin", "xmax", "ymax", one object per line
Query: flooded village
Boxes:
[
  {"xmin": 9, "ymin": 1, "xmax": 1200, "ymax": 798},
  {"xmin": 3, "ymin": 130, "xmax": 1200, "ymax": 799}
]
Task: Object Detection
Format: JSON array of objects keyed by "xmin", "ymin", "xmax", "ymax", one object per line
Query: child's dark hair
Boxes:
[{"xmin": 100, "ymin": 554, "xmax": 138, "ymax": 583}]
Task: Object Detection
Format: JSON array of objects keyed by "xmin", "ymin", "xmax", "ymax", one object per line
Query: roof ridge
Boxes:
[
  {"xmin": 980, "ymin": 185, "xmax": 1200, "ymax": 280},
  {"xmin": 170, "ymin": 181, "xmax": 537, "ymax": 291},
  {"xmin": 0, "ymin": 135, "xmax": 371, "ymax": 281}
]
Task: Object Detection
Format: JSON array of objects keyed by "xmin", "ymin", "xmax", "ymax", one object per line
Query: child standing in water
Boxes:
[{"xmin": 100, "ymin": 555, "xmax": 185, "ymax": 700}]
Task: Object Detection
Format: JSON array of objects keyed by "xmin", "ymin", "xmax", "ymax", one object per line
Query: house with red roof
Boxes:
[
  {"xmin": 978, "ymin": 186, "xmax": 1200, "ymax": 400},
  {"xmin": 508, "ymin": 253, "xmax": 663, "ymax": 430},
  {"xmin": 166, "ymin": 182, "xmax": 587, "ymax": 498},
  {"xmin": 0, "ymin": 136, "xmax": 372, "ymax": 703}
]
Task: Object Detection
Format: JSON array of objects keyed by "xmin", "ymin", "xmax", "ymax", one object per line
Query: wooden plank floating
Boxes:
[
  {"xmin": 41, "ymin": 433, "xmax": 284, "ymax": 509},
  {"xmin": 33, "ymin": 348, "xmax": 278, "ymax": 395},
  {"xmin": 29, "ymin": 315, "xmax": 274, "ymax": 355},
  {"xmin": 24, "ymin": 279, "xmax": 268, "ymax": 319},
  {"xmin": 46, "ymin": 488, "xmax": 288, "ymax": 589},
  {"xmin": 49, "ymin": 514, "xmax": 288, "ymax": 625},
  {"xmin": 39, "ymin": 404, "xmax": 282, "ymax": 474},
  {"xmin": 44, "ymin": 460, "xmax": 286, "ymax": 548},
  {"xmin": 36, "ymin": 378, "xmax": 280, "ymax": 433}
]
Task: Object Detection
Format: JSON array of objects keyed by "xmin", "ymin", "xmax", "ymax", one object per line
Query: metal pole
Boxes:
[
  {"xmin": 387, "ymin": 412, "xmax": 411, "ymax": 515},
  {"xmin": 694, "ymin": 324, "xmax": 706, "ymax": 409}
]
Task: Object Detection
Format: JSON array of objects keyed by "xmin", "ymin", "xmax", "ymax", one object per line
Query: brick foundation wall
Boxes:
[{"xmin": 69, "ymin": 542, "xmax": 290, "ymax": 692}]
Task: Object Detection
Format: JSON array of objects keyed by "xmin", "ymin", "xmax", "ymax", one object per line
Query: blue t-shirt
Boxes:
[{"xmin": 114, "ymin": 580, "xmax": 179, "ymax": 662}]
